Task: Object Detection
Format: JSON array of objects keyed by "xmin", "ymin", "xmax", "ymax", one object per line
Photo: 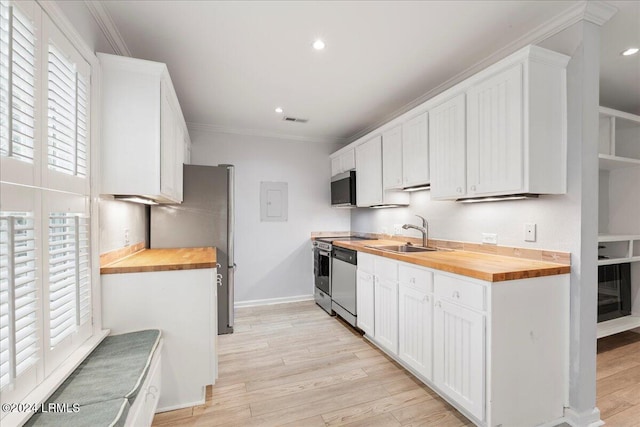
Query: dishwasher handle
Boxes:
[{"xmin": 332, "ymin": 247, "xmax": 357, "ymax": 265}]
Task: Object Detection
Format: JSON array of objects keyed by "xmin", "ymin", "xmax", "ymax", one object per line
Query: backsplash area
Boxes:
[
  {"xmin": 351, "ymin": 190, "xmax": 577, "ymax": 254},
  {"xmin": 99, "ymin": 198, "xmax": 148, "ymax": 254}
]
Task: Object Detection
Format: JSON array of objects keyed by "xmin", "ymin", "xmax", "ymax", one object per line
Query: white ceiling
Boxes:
[{"xmin": 100, "ymin": 1, "xmax": 639, "ymax": 143}]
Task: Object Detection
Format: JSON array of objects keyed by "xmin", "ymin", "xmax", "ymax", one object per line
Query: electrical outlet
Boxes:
[
  {"xmin": 524, "ymin": 223, "xmax": 537, "ymax": 242},
  {"xmin": 124, "ymin": 228, "xmax": 130, "ymax": 247},
  {"xmin": 482, "ymin": 233, "xmax": 498, "ymax": 245},
  {"xmin": 393, "ymin": 224, "xmax": 403, "ymax": 235}
]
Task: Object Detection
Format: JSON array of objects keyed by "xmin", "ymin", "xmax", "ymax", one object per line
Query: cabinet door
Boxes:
[
  {"xmin": 429, "ymin": 94, "xmax": 467, "ymax": 200},
  {"xmin": 355, "ymin": 136, "xmax": 383, "ymax": 206},
  {"xmin": 356, "ymin": 270, "xmax": 375, "ymax": 336},
  {"xmin": 383, "ymin": 126, "xmax": 403, "ymax": 189},
  {"xmin": 160, "ymin": 83, "xmax": 177, "ymax": 200},
  {"xmin": 433, "ymin": 299, "xmax": 485, "ymax": 421},
  {"xmin": 341, "ymin": 149, "xmax": 356, "ymax": 172},
  {"xmin": 398, "ymin": 285, "xmax": 432, "ymax": 380},
  {"xmin": 331, "ymin": 156, "xmax": 341, "ymax": 177},
  {"xmin": 374, "ymin": 276, "xmax": 398, "ymax": 355},
  {"xmin": 467, "ymin": 64, "xmax": 523, "ymax": 197},
  {"xmin": 402, "ymin": 112, "xmax": 429, "ymax": 188}
]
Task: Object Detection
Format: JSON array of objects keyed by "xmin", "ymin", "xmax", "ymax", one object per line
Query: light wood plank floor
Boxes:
[
  {"xmin": 152, "ymin": 301, "xmax": 640, "ymax": 426},
  {"xmin": 597, "ymin": 330, "xmax": 640, "ymax": 426},
  {"xmin": 152, "ymin": 301, "xmax": 471, "ymax": 427}
]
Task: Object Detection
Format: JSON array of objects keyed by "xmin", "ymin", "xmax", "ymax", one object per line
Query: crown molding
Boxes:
[
  {"xmin": 582, "ymin": 1, "xmax": 618, "ymax": 26},
  {"xmin": 346, "ymin": 0, "xmax": 617, "ymax": 143},
  {"xmin": 187, "ymin": 122, "xmax": 348, "ymax": 145},
  {"xmin": 84, "ymin": 1, "xmax": 131, "ymax": 57}
]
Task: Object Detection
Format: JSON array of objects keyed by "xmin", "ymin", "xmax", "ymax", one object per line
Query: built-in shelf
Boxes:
[
  {"xmin": 598, "ymin": 234, "xmax": 640, "ymax": 266},
  {"xmin": 597, "ymin": 107, "xmax": 640, "ymax": 337},
  {"xmin": 597, "ymin": 315, "xmax": 640, "ymax": 339},
  {"xmin": 599, "ymin": 154, "xmax": 640, "ymax": 170}
]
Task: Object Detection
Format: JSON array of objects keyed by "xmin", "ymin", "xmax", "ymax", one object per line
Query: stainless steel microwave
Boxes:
[{"xmin": 331, "ymin": 171, "xmax": 356, "ymax": 207}]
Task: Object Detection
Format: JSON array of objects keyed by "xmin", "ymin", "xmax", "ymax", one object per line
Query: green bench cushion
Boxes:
[
  {"xmin": 26, "ymin": 329, "xmax": 161, "ymax": 427},
  {"xmin": 48, "ymin": 329, "xmax": 161, "ymax": 406},
  {"xmin": 25, "ymin": 398, "xmax": 129, "ymax": 427}
]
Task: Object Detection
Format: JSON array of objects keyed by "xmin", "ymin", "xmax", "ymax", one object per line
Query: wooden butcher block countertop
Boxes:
[
  {"xmin": 100, "ymin": 247, "xmax": 217, "ymax": 274},
  {"xmin": 334, "ymin": 239, "xmax": 570, "ymax": 282}
]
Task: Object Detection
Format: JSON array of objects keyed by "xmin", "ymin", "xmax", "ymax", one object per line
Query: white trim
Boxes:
[
  {"xmin": 1, "ymin": 330, "xmax": 109, "ymax": 427},
  {"xmin": 564, "ymin": 407, "xmax": 604, "ymax": 427},
  {"xmin": 84, "ymin": 1, "xmax": 131, "ymax": 57},
  {"xmin": 345, "ymin": 0, "xmax": 616, "ymax": 143},
  {"xmin": 187, "ymin": 122, "xmax": 347, "ymax": 145},
  {"xmin": 234, "ymin": 294, "xmax": 314, "ymax": 308},
  {"xmin": 156, "ymin": 397, "xmax": 205, "ymax": 414},
  {"xmin": 36, "ymin": 1, "xmax": 96, "ymax": 66}
]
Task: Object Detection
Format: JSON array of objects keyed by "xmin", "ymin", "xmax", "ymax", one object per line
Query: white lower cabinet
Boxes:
[
  {"xmin": 102, "ymin": 268, "xmax": 217, "ymax": 411},
  {"xmin": 355, "ymin": 251, "xmax": 569, "ymax": 427},
  {"xmin": 356, "ymin": 269, "xmax": 375, "ymax": 336},
  {"xmin": 433, "ymin": 299, "xmax": 485, "ymax": 420},
  {"xmin": 374, "ymin": 276, "xmax": 399, "ymax": 354},
  {"xmin": 398, "ymin": 283, "xmax": 432, "ymax": 380}
]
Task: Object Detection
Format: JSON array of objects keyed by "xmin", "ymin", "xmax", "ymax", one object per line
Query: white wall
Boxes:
[
  {"xmin": 190, "ymin": 130, "xmax": 350, "ymax": 303},
  {"xmin": 99, "ymin": 199, "xmax": 147, "ymax": 253}
]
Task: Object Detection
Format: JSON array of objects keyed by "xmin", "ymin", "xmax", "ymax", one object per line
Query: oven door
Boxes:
[{"xmin": 314, "ymin": 248, "xmax": 331, "ymax": 295}]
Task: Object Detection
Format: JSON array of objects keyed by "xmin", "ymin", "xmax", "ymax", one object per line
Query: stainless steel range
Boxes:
[{"xmin": 313, "ymin": 236, "xmax": 371, "ymax": 324}]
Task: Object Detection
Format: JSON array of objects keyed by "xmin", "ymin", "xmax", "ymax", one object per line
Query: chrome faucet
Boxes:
[{"xmin": 402, "ymin": 215, "xmax": 428, "ymax": 248}]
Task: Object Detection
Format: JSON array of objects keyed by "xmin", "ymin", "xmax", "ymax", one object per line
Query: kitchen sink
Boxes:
[{"xmin": 366, "ymin": 244, "xmax": 438, "ymax": 253}]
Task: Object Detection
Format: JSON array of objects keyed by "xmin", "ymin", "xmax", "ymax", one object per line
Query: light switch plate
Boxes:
[
  {"xmin": 482, "ymin": 233, "xmax": 498, "ymax": 245},
  {"xmin": 524, "ymin": 223, "xmax": 537, "ymax": 242}
]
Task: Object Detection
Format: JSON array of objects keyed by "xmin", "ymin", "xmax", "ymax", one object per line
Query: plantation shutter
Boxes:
[
  {"xmin": 48, "ymin": 213, "xmax": 90, "ymax": 349},
  {"xmin": 0, "ymin": 0, "xmax": 36, "ymax": 163},
  {"xmin": 0, "ymin": 212, "xmax": 38, "ymax": 390}
]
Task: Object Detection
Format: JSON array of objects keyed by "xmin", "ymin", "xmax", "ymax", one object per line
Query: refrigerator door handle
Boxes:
[{"xmin": 228, "ymin": 265, "xmax": 235, "ymax": 327}]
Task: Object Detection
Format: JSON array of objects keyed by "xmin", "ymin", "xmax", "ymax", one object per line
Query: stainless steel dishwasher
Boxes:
[{"xmin": 331, "ymin": 246, "xmax": 358, "ymax": 327}]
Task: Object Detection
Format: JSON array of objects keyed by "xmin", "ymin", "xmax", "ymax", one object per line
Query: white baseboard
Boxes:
[
  {"xmin": 563, "ymin": 407, "xmax": 604, "ymax": 427},
  {"xmin": 234, "ymin": 294, "xmax": 314, "ymax": 308}
]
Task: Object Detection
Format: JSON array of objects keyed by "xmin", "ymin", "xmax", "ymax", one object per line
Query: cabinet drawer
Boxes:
[
  {"xmin": 434, "ymin": 274, "xmax": 485, "ymax": 311},
  {"xmin": 399, "ymin": 263, "xmax": 433, "ymax": 293},
  {"xmin": 358, "ymin": 252, "xmax": 375, "ymax": 273},
  {"xmin": 375, "ymin": 257, "xmax": 398, "ymax": 281}
]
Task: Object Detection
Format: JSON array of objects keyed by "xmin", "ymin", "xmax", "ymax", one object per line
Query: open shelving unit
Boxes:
[
  {"xmin": 598, "ymin": 234, "xmax": 640, "ymax": 266},
  {"xmin": 597, "ymin": 315, "xmax": 640, "ymax": 339},
  {"xmin": 597, "ymin": 106, "xmax": 640, "ymax": 338}
]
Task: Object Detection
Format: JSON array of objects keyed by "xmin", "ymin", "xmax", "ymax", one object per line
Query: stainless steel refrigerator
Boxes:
[{"xmin": 150, "ymin": 164, "xmax": 235, "ymax": 334}]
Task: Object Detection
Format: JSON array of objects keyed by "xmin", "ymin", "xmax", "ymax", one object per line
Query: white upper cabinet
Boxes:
[
  {"xmin": 429, "ymin": 94, "xmax": 467, "ymax": 200},
  {"xmin": 356, "ymin": 135, "xmax": 409, "ymax": 207},
  {"xmin": 463, "ymin": 46, "xmax": 568, "ymax": 199},
  {"xmin": 99, "ymin": 53, "xmax": 190, "ymax": 203},
  {"xmin": 382, "ymin": 125, "xmax": 403, "ymax": 189},
  {"xmin": 333, "ymin": 45, "xmax": 569, "ymax": 203},
  {"xmin": 402, "ymin": 112, "xmax": 429, "ymax": 188},
  {"xmin": 382, "ymin": 114, "xmax": 429, "ymax": 191},
  {"xmin": 330, "ymin": 148, "xmax": 355, "ymax": 177},
  {"xmin": 466, "ymin": 64, "xmax": 523, "ymax": 197}
]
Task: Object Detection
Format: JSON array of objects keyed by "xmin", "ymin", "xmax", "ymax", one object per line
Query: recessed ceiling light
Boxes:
[
  {"xmin": 275, "ymin": 107, "xmax": 283, "ymax": 114},
  {"xmin": 621, "ymin": 47, "xmax": 639, "ymax": 56},
  {"xmin": 313, "ymin": 39, "xmax": 325, "ymax": 50}
]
